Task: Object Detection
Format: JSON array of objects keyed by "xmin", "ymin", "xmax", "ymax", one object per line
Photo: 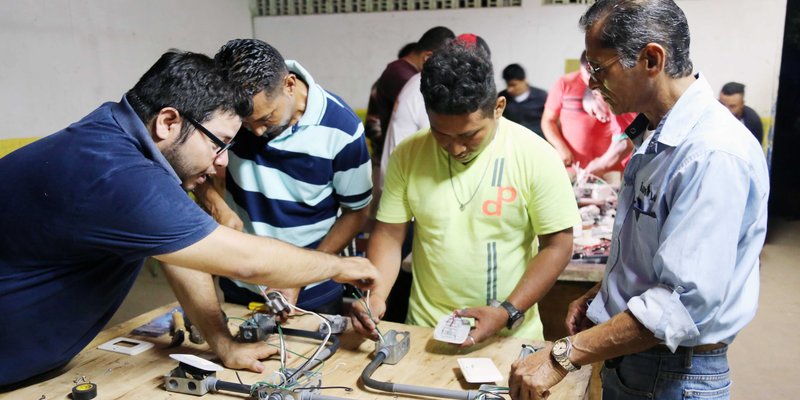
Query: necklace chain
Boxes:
[{"xmin": 447, "ymin": 133, "xmax": 496, "ymax": 211}]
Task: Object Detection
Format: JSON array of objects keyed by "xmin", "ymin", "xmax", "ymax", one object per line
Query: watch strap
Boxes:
[{"xmin": 552, "ymin": 337, "xmax": 581, "ymax": 372}]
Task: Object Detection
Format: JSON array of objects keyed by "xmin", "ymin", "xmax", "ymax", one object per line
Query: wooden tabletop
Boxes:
[
  {"xmin": 560, "ymin": 262, "xmax": 605, "ymax": 283},
  {"xmin": 9, "ymin": 303, "xmax": 591, "ymax": 400}
]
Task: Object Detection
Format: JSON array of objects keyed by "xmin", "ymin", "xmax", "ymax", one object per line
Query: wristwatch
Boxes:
[
  {"xmin": 551, "ymin": 337, "xmax": 580, "ymax": 372},
  {"xmin": 490, "ymin": 300, "xmax": 525, "ymax": 330}
]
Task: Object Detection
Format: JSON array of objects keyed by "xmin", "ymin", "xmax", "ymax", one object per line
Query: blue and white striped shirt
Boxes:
[{"xmin": 223, "ymin": 61, "xmax": 372, "ymax": 304}]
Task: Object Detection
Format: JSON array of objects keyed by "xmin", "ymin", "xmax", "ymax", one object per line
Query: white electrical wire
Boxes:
[{"xmin": 266, "ymin": 290, "xmax": 332, "ymax": 381}]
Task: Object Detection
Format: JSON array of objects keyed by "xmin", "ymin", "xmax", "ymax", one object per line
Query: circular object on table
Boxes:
[{"xmin": 71, "ymin": 382, "xmax": 98, "ymax": 400}]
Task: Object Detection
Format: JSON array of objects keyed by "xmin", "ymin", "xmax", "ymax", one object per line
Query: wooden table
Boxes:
[
  {"xmin": 541, "ymin": 262, "xmax": 604, "ymax": 342},
  {"xmin": 8, "ymin": 303, "xmax": 591, "ymax": 400},
  {"xmin": 559, "ymin": 262, "xmax": 605, "ymax": 283}
]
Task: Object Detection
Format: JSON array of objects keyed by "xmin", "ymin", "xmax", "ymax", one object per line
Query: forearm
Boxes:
[
  {"xmin": 590, "ymin": 138, "xmax": 633, "ymax": 174},
  {"xmin": 365, "ymin": 222, "xmax": 407, "ymax": 300},
  {"xmin": 541, "ymin": 118, "xmax": 571, "ymax": 156},
  {"xmin": 316, "ymin": 206, "xmax": 370, "ymax": 254},
  {"xmin": 570, "ymin": 310, "xmax": 661, "ymax": 366},
  {"xmin": 506, "ymin": 230, "xmax": 573, "ymax": 312},
  {"xmin": 193, "ymin": 177, "xmax": 234, "ymax": 220},
  {"xmin": 155, "ymin": 227, "xmax": 343, "ymax": 288},
  {"xmin": 161, "ymin": 263, "xmax": 234, "ymax": 352}
]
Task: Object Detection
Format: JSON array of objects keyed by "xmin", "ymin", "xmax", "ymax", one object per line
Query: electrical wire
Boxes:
[
  {"xmin": 277, "ymin": 323, "xmax": 287, "ymax": 373},
  {"xmin": 351, "ymin": 292, "xmax": 385, "ymax": 342},
  {"xmin": 267, "ymin": 291, "xmax": 332, "ymax": 383}
]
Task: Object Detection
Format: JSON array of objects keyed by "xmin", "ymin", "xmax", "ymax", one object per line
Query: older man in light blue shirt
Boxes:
[
  {"xmin": 585, "ymin": 87, "xmax": 768, "ymax": 349},
  {"xmin": 509, "ymin": 1, "xmax": 769, "ymax": 399}
]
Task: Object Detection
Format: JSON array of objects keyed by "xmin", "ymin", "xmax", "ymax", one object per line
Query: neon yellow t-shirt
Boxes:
[{"xmin": 377, "ymin": 117, "xmax": 580, "ymax": 340}]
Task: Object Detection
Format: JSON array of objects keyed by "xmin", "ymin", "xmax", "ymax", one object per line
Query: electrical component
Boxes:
[
  {"xmin": 97, "ymin": 336, "xmax": 154, "ymax": 355},
  {"xmin": 261, "ymin": 291, "xmax": 291, "ymax": 315},
  {"xmin": 457, "ymin": 358, "xmax": 504, "ymax": 383},
  {"xmin": 375, "ymin": 330, "xmax": 410, "ymax": 365},
  {"xmin": 237, "ymin": 313, "xmax": 277, "ymax": 343},
  {"xmin": 518, "ymin": 344, "xmax": 543, "ymax": 360},
  {"xmin": 433, "ymin": 313, "xmax": 472, "ymax": 344},
  {"xmin": 318, "ymin": 314, "xmax": 348, "ymax": 335}
]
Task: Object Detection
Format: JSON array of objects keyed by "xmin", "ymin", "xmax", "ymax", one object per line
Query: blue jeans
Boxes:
[{"xmin": 602, "ymin": 346, "xmax": 731, "ymax": 399}]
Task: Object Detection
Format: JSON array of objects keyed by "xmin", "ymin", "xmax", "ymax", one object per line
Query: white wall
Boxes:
[
  {"xmin": 0, "ymin": 0, "xmax": 252, "ymax": 139},
  {"xmin": 0, "ymin": 0, "xmax": 786, "ymax": 139},
  {"xmin": 254, "ymin": 0, "xmax": 786, "ymax": 119}
]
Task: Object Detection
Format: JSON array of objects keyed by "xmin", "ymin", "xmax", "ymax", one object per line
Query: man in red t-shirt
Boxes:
[{"xmin": 542, "ymin": 51, "xmax": 635, "ymax": 171}]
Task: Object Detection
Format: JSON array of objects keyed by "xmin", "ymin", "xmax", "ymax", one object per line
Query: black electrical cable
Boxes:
[{"xmin": 212, "ymin": 379, "xmax": 251, "ymax": 394}]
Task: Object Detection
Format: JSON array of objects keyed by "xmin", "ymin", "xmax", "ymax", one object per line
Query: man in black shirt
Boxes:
[
  {"xmin": 719, "ymin": 81, "xmax": 764, "ymax": 144},
  {"xmin": 499, "ymin": 63, "xmax": 548, "ymax": 137}
]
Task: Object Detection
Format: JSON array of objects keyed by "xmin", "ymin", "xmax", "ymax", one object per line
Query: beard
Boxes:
[
  {"xmin": 263, "ymin": 122, "xmax": 292, "ymax": 141},
  {"xmin": 162, "ymin": 143, "xmax": 203, "ymax": 191}
]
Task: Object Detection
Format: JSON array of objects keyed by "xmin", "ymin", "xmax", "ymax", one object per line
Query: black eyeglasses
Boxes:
[
  {"xmin": 585, "ymin": 54, "xmax": 621, "ymax": 81},
  {"xmin": 183, "ymin": 115, "xmax": 236, "ymax": 155}
]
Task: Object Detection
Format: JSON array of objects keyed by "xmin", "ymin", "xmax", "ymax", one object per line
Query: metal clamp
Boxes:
[
  {"xmin": 375, "ymin": 330, "xmax": 410, "ymax": 365},
  {"xmin": 164, "ymin": 364, "xmax": 217, "ymax": 396},
  {"xmin": 238, "ymin": 313, "xmax": 277, "ymax": 343},
  {"xmin": 318, "ymin": 314, "xmax": 348, "ymax": 335},
  {"xmin": 518, "ymin": 344, "xmax": 543, "ymax": 360}
]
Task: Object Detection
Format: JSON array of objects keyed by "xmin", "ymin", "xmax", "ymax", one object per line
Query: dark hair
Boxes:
[
  {"xmin": 579, "ymin": 0, "xmax": 693, "ymax": 78},
  {"xmin": 721, "ymin": 82, "xmax": 745, "ymax": 96},
  {"xmin": 416, "ymin": 26, "xmax": 456, "ymax": 52},
  {"xmin": 502, "ymin": 64, "xmax": 526, "ymax": 82},
  {"xmin": 420, "ymin": 39, "xmax": 496, "ymax": 117},
  {"xmin": 398, "ymin": 42, "xmax": 418, "ymax": 59},
  {"xmin": 127, "ymin": 50, "xmax": 252, "ymax": 143},
  {"xmin": 214, "ymin": 39, "xmax": 289, "ymax": 98}
]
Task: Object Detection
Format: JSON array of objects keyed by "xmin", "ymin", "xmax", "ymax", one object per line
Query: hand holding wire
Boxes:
[{"xmin": 349, "ymin": 289, "xmax": 386, "ymax": 342}]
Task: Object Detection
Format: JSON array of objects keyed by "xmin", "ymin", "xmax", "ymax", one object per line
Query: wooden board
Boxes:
[
  {"xmin": 559, "ymin": 262, "xmax": 605, "ymax": 283},
  {"xmin": 7, "ymin": 303, "xmax": 591, "ymax": 399}
]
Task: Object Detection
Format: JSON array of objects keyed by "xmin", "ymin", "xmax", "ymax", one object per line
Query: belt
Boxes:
[
  {"xmin": 648, "ymin": 342, "xmax": 726, "ymax": 354},
  {"xmin": 605, "ymin": 343, "xmax": 727, "ymax": 369}
]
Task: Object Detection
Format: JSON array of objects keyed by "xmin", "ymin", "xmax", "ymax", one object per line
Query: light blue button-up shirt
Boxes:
[{"xmin": 586, "ymin": 74, "xmax": 769, "ymax": 351}]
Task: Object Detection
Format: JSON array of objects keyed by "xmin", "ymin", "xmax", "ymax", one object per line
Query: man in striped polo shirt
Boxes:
[{"xmin": 195, "ymin": 39, "xmax": 373, "ymax": 314}]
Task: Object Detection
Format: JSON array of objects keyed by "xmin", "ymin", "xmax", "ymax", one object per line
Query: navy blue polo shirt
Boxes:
[{"xmin": 0, "ymin": 96, "xmax": 217, "ymax": 386}]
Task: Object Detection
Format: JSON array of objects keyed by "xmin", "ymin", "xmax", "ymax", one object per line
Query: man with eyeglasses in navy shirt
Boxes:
[{"xmin": 0, "ymin": 50, "xmax": 378, "ymax": 390}]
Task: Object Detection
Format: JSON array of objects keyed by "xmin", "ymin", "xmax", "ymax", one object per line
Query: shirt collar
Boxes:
[
  {"xmin": 286, "ymin": 60, "xmax": 324, "ymax": 128},
  {"xmin": 623, "ymin": 72, "xmax": 711, "ymax": 152},
  {"xmin": 655, "ymin": 72, "xmax": 710, "ymax": 148},
  {"xmin": 112, "ymin": 94, "xmax": 181, "ymax": 185}
]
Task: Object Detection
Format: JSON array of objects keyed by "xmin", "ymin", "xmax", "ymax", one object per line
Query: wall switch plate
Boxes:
[{"xmin": 457, "ymin": 357, "xmax": 504, "ymax": 383}]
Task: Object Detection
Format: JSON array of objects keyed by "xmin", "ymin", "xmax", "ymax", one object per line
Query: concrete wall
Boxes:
[
  {"xmin": 0, "ymin": 0, "xmax": 252, "ymax": 139},
  {"xmin": 254, "ymin": 0, "xmax": 786, "ymax": 119},
  {"xmin": 0, "ymin": 0, "xmax": 786, "ymax": 139}
]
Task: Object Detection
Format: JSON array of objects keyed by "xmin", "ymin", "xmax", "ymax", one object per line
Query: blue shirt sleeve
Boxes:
[{"xmin": 81, "ymin": 164, "xmax": 218, "ymax": 261}]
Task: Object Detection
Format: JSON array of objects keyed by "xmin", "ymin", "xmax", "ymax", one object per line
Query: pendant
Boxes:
[{"xmin": 459, "ymin": 204, "xmax": 465, "ymax": 211}]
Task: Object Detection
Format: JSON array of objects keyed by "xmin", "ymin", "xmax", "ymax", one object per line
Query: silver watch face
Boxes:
[{"xmin": 552, "ymin": 339, "xmax": 569, "ymax": 356}]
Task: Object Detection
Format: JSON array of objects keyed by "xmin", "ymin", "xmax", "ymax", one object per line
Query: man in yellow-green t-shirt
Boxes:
[{"xmin": 351, "ymin": 40, "xmax": 579, "ymax": 346}]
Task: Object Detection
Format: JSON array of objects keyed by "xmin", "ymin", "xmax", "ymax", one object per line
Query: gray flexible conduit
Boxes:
[{"xmin": 361, "ymin": 349, "xmax": 480, "ymax": 399}]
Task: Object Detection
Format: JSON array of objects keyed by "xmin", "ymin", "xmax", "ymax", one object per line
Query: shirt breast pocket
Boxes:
[{"xmin": 633, "ymin": 209, "xmax": 659, "ymax": 243}]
